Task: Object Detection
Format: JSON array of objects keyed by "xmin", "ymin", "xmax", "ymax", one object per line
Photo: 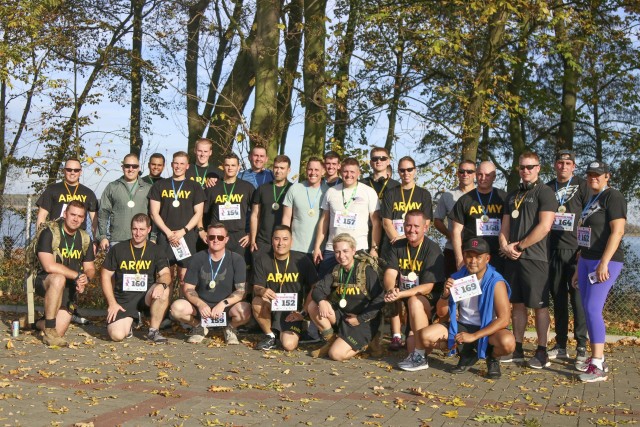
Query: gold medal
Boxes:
[
  {"xmin": 342, "ymin": 210, "xmax": 349, "ymax": 216},
  {"xmin": 481, "ymin": 214, "xmax": 489, "ymax": 223},
  {"xmin": 127, "ymin": 200, "xmax": 135, "ymax": 208},
  {"xmin": 225, "ymin": 202, "xmax": 231, "ymax": 208},
  {"xmin": 511, "ymin": 209, "xmax": 520, "ymax": 219},
  {"xmin": 407, "ymin": 272, "xmax": 418, "ymax": 282},
  {"xmin": 272, "ymin": 202, "xmax": 280, "ymax": 210},
  {"xmin": 338, "ymin": 298, "xmax": 347, "ymax": 308},
  {"xmin": 402, "ymin": 212, "xmax": 406, "ymax": 220},
  {"xmin": 172, "ymin": 200, "xmax": 180, "ymax": 208},
  {"xmin": 209, "ymin": 280, "xmax": 216, "ymax": 289},
  {"xmin": 558, "ymin": 205, "xmax": 566, "ymax": 213},
  {"xmin": 135, "ymin": 274, "xmax": 142, "ymax": 281},
  {"xmin": 308, "ymin": 209, "xmax": 315, "ymax": 217}
]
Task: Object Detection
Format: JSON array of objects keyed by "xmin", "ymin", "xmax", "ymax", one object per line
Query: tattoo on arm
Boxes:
[
  {"xmin": 186, "ymin": 289, "xmax": 198, "ymax": 298},
  {"xmin": 231, "ymin": 282, "xmax": 246, "ymax": 299}
]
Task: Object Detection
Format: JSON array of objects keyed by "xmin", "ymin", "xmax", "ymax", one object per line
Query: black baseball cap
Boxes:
[
  {"xmin": 556, "ymin": 150, "xmax": 576, "ymax": 162},
  {"xmin": 586, "ymin": 161, "xmax": 609, "ymax": 175},
  {"xmin": 462, "ymin": 238, "xmax": 490, "ymax": 254}
]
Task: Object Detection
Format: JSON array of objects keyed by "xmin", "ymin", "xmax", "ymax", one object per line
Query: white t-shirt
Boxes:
[{"xmin": 321, "ymin": 183, "xmax": 380, "ymax": 251}]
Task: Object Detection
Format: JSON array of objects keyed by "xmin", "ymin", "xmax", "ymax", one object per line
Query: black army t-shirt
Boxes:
[
  {"xmin": 186, "ymin": 164, "xmax": 220, "ymax": 188},
  {"xmin": 36, "ymin": 182, "xmax": 98, "ymax": 230},
  {"xmin": 360, "ymin": 176, "xmax": 401, "ymax": 201},
  {"xmin": 449, "ymin": 188, "xmax": 507, "ymax": 254},
  {"xmin": 147, "ymin": 178, "xmax": 206, "ymax": 230},
  {"xmin": 252, "ymin": 250, "xmax": 318, "ymax": 308},
  {"xmin": 546, "ymin": 176, "xmax": 589, "ymax": 249},
  {"xmin": 503, "ymin": 182, "xmax": 558, "ymax": 262},
  {"xmin": 579, "ymin": 188, "xmax": 626, "ymax": 262},
  {"xmin": 251, "ymin": 182, "xmax": 292, "ymax": 246},
  {"xmin": 387, "ymin": 238, "xmax": 445, "ymax": 289},
  {"xmin": 36, "ymin": 226, "xmax": 95, "ymax": 277},
  {"xmin": 184, "ymin": 249, "xmax": 247, "ymax": 304},
  {"xmin": 102, "ymin": 241, "xmax": 170, "ymax": 294},
  {"xmin": 205, "ymin": 179, "xmax": 254, "ymax": 234}
]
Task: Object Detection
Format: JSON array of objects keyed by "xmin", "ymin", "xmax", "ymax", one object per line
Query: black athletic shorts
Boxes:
[
  {"xmin": 156, "ymin": 230, "xmax": 198, "ymax": 268},
  {"xmin": 332, "ymin": 304, "xmax": 381, "ymax": 351},
  {"xmin": 109, "ymin": 290, "xmax": 150, "ymax": 324},
  {"xmin": 271, "ymin": 311, "xmax": 303, "ymax": 335},
  {"xmin": 35, "ymin": 275, "xmax": 76, "ymax": 311},
  {"xmin": 504, "ymin": 258, "xmax": 550, "ymax": 308}
]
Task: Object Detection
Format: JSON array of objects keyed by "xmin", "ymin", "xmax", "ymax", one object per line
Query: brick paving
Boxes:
[{"xmin": 0, "ymin": 314, "xmax": 638, "ymax": 427}]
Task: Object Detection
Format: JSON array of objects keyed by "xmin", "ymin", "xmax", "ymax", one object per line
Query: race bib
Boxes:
[
  {"xmin": 271, "ymin": 293, "xmax": 298, "ymax": 311},
  {"xmin": 219, "ymin": 204, "xmax": 241, "ymax": 221},
  {"xmin": 171, "ymin": 237, "xmax": 191, "ymax": 261},
  {"xmin": 334, "ymin": 211, "xmax": 358, "ymax": 229},
  {"xmin": 122, "ymin": 274, "xmax": 148, "ymax": 292},
  {"xmin": 551, "ymin": 213, "xmax": 576, "ymax": 232},
  {"xmin": 475, "ymin": 218, "xmax": 501, "ymax": 236},
  {"xmin": 399, "ymin": 274, "xmax": 418, "ymax": 290},
  {"xmin": 451, "ymin": 274, "xmax": 482, "ymax": 302},
  {"xmin": 392, "ymin": 219, "xmax": 405, "ymax": 235},
  {"xmin": 201, "ymin": 312, "xmax": 227, "ymax": 327},
  {"xmin": 577, "ymin": 226, "xmax": 591, "ymax": 248}
]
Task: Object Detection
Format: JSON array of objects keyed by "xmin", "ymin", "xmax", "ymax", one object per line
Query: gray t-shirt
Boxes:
[
  {"xmin": 434, "ymin": 187, "xmax": 467, "ymax": 249},
  {"xmin": 283, "ymin": 181, "xmax": 329, "ymax": 253}
]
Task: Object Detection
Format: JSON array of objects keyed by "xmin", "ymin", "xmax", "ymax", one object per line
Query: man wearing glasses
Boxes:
[
  {"xmin": 98, "ymin": 153, "xmax": 153, "ymax": 250},
  {"xmin": 434, "ymin": 160, "xmax": 476, "ymax": 278},
  {"xmin": 499, "ymin": 151, "xmax": 557, "ymax": 369},
  {"xmin": 36, "ymin": 158, "xmax": 99, "ymax": 234},
  {"xmin": 170, "ymin": 223, "xmax": 251, "ymax": 345}
]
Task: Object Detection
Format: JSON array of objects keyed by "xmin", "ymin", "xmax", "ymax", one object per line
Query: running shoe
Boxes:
[
  {"xmin": 547, "ymin": 346, "xmax": 569, "ymax": 360},
  {"xmin": 576, "ymin": 357, "xmax": 609, "ymax": 373},
  {"xmin": 398, "ymin": 351, "xmax": 429, "ymax": 371},
  {"xmin": 486, "ymin": 357, "xmax": 502, "ymax": 379},
  {"xmin": 388, "ymin": 336, "xmax": 403, "ymax": 351},
  {"xmin": 527, "ymin": 349, "xmax": 550, "ymax": 369},
  {"xmin": 579, "ymin": 363, "xmax": 608, "ymax": 382},
  {"xmin": 501, "ymin": 349, "xmax": 525, "ymax": 363},
  {"xmin": 575, "ymin": 347, "xmax": 587, "ymax": 364},
  {"xmin": 224, "ymin": 324, "xmax": 240, "ymax": 345},
  {"xmin": 256, "ymin": 335, "xmax": 276, "ymax": 351},
  {"xmin": 187, "ymin": 325, "xmax": 208, "ymax": 344},
  {"xmin": 147, "ymin": 329, "xmax": 168, "ymax": 344}
]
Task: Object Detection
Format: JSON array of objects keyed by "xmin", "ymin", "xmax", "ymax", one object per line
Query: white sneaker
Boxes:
[
  {"xmin": 397, "ymin": 351, "xmax": 429, "ymax": 371},
  {"xmin": 224, "ymin": 324, "xmax": 240, "ymax": 345}
]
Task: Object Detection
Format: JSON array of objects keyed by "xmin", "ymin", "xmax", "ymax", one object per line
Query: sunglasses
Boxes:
[
  {"xmin": 399, "ymin": 167, "xmax": 416, "ymax": 173},
  {"xmin": 123, "ymin": 164, "xmax": 140, "ymax": 169},
  {"xmin": 371, "ymin": 156, "xmax": 389, "ymax": 162},
  {"xmin": 458, "ymin": 169, "xmax": 476, "ymax": 175},
  {"xmin": 207, "ymin": 235, "xmax": 226, "ymax": 241},
  {"xmin": 64, "ymin": 168, "xmax": 81, "ymax": 173},
  {"xmin": 519, "ymin": 164, "xmax": 539, "ymax": 171}
]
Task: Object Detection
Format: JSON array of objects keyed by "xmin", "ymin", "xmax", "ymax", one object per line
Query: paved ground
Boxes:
[{"xmin": 0, "ymin": 311, "xmax": 638, "ymax": 427}]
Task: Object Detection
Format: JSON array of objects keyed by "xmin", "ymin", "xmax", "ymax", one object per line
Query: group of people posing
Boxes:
[{"xmin": 31, "ymin": 141, "xmax": 626, "ymax": 384}]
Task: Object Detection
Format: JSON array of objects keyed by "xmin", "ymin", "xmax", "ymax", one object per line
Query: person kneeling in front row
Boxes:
[
  {"xmin": 170, "ymin": 223, "xmax": 251, "ymax": 344},
  {"xmin": 415, "ymin": 238, "xmax": 514, "ymax": 378},
  {"xmin": 307, "ymin": 233, "xmax": 384, "ymax": 361}
]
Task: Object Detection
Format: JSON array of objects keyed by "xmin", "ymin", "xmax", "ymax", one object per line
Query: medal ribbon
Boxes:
[
  {"xmin": 406, "ymin": 239, "xmax": 424, "ymax": 274},
  {"xmin": 223, "ymin": 180, "xmax": 237, "ymax": 204},
  {"xmin": 208, "ymin": 252, "xmax": 226, "ymax": 283},
  {"xmin": 580, "ymin": 187, "xmax": 607, "ymax": 223},
  {"xmin": 171, "ymin": 179, "xmax": 186, "ymax": 204},
  {"xmin": 194, "ymin": 164, "xmax": 208, "ymax": 188},
  {"xmin": 401, "ymin": 185, "xmax": 416, "ymax": 217},
  {"xmin": 370, "ymin": 177, "xmax": 389, "ymax": 200},
  {"xmin": 306, "ymin": 183, "xmax": 321, "ymax": 211},
  {"xmin": 272, "ymin": 182, "xmax": 290, "ymax": 205},
  {"xmin": 341, "ymin": 183, "xmax": 358, "ymax": 211},
  {"xmin": 555, "ymin": 177, "xmax": 573, "ymax": 207},
  {"xmin": 59, "ymin": 224, "xmax": 76, "ymax": 263},
  {"xmin": 124, "ymin": 179, "xmax": 139, "ymax": 204},
  {"xmin": 339, "ymin": 264, "xmax": 356, "ymax": 301},
  {"xmin": 273, "ymin": 255, "xmax": 290, "ymax": 292},
  {"xmin": 475, "ymin": 188, "xmax": 493, "ymax": 217},
  {"xmin": 513, "ymin": 190, "xmax": 529, "ymax": 212},
  {"xmin": 129, "ymin": 240, "xmax": 147, "ymax": 275}
]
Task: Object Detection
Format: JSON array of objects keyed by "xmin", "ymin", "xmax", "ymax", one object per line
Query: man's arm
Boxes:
[
  {"xmin": 382, "ymin": 218, "xmax": 402, "ymax": 243},
  {"xmin": 369, "ymin": 210, "xmax": 381, "ymax": 256},
  {"xmin": 433, "ymin": 218, "xmax": 450, "ymax": 240},
  {"xmin": 498, "ymin": 213, "xmax": 515, "ymax": 257},
  {"xmin": 150, "ymin": 199, "xmax": 172, "ymax": 237},
  {"xmin": 312, "ymin": 210, "xmax": 329, "ymax": 263},
  {"xmin": 469, "ymin": 281, "xmax": 510, "ymax": 340},
  {"xmin": 97, "ymin": 188, "xmax": 112, "ymax": 250},
  {"xmin": 82, "ymin": 261, "xmax": 96, "ymax": 281},
  {"xmin": 89, "ymin": 211, "xmax": 98, "ymax": 236},
  {"xmin": 36, "ymin": 208, "xmax": 49, "ymax": 230},
  {"xmin": 451, "ymin": 221, "xmax": 464, "ymax": 270},
  {"xmin": 281, "ymin": 206, "xmax": 292, "ymax": 227},
  {"xmin": 155, "ymin": 267, "xmax": 172, "ymax": 287},
  {"xmin": 183, "ymin": 283, "xmax": 208, "ymax": 311},
  {"xmin": 249, "ymin": 203, "xmax": 260, "ymax": 252},
  {"xmin": 383, "ymin": 268, "xmax": 398, "ymax": 292},
  {"xmin": 517, "ymin": 211, "xmax": 554, "ymax": 250},
  {"xmin": 38, "ymin": 252, "xmax": 81, "ymax": 279}
]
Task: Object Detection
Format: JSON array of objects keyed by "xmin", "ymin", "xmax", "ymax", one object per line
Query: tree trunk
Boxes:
[
  {"xmin": 460, "ymin": 5, "xmax": 509, "ymax": 163},
  {"xmin": 249, "ymin": 0, "xmax": 281, "ymax": 161},
  {"xmin": 384, "ymin": 31, "xmax": 404, "ymax": 153},
  {"xmin": 299, "ymin": 0, "xmax": 327, "ymax": 173},
  {"xmin": 129, "ymin": 0, "xmax": 144, "ymax": 155}
]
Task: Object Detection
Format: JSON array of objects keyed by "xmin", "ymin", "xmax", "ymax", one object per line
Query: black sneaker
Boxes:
[
  {"xmin": 527, "ymin": 349, "xmax": 550, "ymax": 369},
  {"xmin": 450, "ymin": 352, "xmax": 477, "ymax": 374},
  {"xmin": 501, "ymin": 349, "xmax": 525, "ymax": 363},
  {"xmin": 147, "ymin": 329, "xmax": 168, "ymax": 344},
  {"xmin": 256, "ymin": 335, "xmax": 277, "ymax": 351},
  {"xmin": 486, "ymin": 357, "xmax": 501, "ymax": 379}
]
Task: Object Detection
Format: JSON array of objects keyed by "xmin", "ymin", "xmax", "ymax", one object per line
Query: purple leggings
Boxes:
[{"xmin": 577, "ymin": 258, "xmax": 624, "ymax": 344}]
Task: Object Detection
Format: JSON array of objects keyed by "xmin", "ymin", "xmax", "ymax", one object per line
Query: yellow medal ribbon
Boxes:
[
  {"xmin": 401, "ymin": 184, "xmax": 416, "ymax": 216},
  {"xmin": 129, "ymin": 240, "xmax": 147, "ymax": 276},
  {"xmin": 406, "ymin": 238, "xmax": 424, "ymax": 273},
  {"xmin": 274, "ymin": 255, "xmax": 290, "ymax": 292}
]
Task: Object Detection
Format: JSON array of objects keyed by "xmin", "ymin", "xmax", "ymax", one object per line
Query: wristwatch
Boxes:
[
  {"xmin": 515, "ymin": 244, "xmax": 524, "ymax": 252},
  {"xmin": 223, "ymin": 299, "xmax": 229, "ymax": 306},
  {"xmin": 184, "ymin": 226, "xmax": 189, "ymax": 234},
  {"xmin": 197, "ymin": 226, "xmax": 205, "ymax": 232}
]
